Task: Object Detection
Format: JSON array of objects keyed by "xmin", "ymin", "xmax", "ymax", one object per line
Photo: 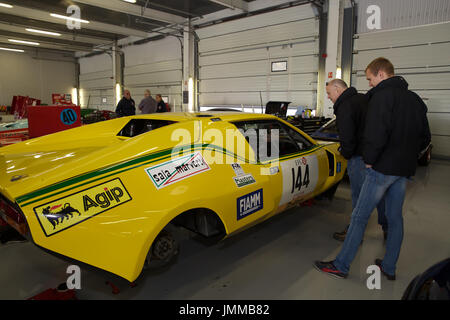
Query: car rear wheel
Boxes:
[{"xmin": 144, "ymin": 225, "xmax": 180, "ymax": 270}]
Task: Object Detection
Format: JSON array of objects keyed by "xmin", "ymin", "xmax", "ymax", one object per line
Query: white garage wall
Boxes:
[
  {"xmin": 352, "ymin": 21, "xmax": 450, "ymax": 158},
  {"xmin": 355, "ymin": 0, "xmax": 450, "ymax": 34},
  {"xmin": 0, "ymin": 51, "xmax": 76, "ymax": 106},
  {"xmin": 196, "ymin": 4, "xmax": 319, "ymax": 111},
  {"xmin": 123, "ymin": 37, "xmax": 182, "ymax": 111},
  {"xmin": 79, "ymin": 53, "xmax": 114, "ymax": 110}
]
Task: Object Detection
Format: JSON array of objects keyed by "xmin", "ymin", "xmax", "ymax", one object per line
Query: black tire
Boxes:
[{"xmin": 144, "ymin": 225, "xmax": 180, "ymax": 270}]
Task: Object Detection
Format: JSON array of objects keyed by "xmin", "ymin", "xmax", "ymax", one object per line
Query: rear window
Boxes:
[{"xmin": 117, "ymin": 119, "xmax": 176, "ymax": 138}]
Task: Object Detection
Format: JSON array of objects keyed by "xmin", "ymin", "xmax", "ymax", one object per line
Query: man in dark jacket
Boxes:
[
  {"xmin": 115, "ymin": 89, "xmax": 135, "ymax": 117},
  {"xmin": 315, "ymin": 58, "xmax": 431, "ymax": 280},
  {"xmin": 326, "ymin": 79, "xmax": 387, "ymax": 242},
  {"xmin": 155, "ymin": 94, "xmax": 167, "ymax": 113}
]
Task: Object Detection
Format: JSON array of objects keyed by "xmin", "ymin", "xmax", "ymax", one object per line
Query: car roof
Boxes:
[{"xmin": 126, "ymin": 112, "xmax": 279, "ymax": 122}]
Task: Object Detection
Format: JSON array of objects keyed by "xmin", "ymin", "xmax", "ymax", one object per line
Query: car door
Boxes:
[
  {"xmin": 275, "ymin": 121, "xmax": 324, "ymax": 207},
  {"xmin": 232, "ymin": 119, "xmax": 325, "ymax": 210}
]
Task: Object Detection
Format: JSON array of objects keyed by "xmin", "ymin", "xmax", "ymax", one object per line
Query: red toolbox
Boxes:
[{"xmin": 27, "ymin": 105, "xmax": 81, "ymax": 138}]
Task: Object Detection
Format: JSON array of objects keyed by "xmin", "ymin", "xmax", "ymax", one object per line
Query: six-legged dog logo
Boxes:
[{"xmin": 42, "ymin": 203, "xmax": 81, "ymax": 229}]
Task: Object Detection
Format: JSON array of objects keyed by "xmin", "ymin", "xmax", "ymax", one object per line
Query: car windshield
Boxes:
[{"xmin": 117, "ymin": 119, "xmax": 176, "ymax": 138}]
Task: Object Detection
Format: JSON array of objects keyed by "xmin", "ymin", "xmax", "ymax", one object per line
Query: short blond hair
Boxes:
[{"xmin": 365, "ymin": 57, "xmax": 395, "ymax": 76}]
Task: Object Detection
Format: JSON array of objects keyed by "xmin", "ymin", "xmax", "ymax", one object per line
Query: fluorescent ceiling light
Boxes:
[
  {"xmin": 26, "ymin": 28, "xmax": 61, "ymax": 36},
  {"xmin": 115, "ymin": 83, "xmax": 121, "ymax": 105},
  {"xmin": 209, "ymin": 0, "xmax": 235, "ymax": 9},
  {"xmin": 336, "ymin": 67, "xmax": 342, "ymax": 79},
  {"xmin": 0, "ymin": 47, "xmax": 24, "ymax": 52},
  {"xmin": 8, "ymin": 39, "xmax": 40, "ymax": 46},
  {"xmin": 122, "ymin": 0, "xmax": 137, "ymax": 3},
  {"xmin": 188, "ymin": 77, "xmax": 194, "ymax": 112},
  {"xmin": 0, "ymin": 3, "xmax": 13, "ymax": 8},
  {"xmin": 50, "ymin": 13, "xmax": 90, "ymax": 24}
]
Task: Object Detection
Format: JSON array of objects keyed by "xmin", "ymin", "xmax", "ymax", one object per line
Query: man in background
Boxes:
[
  {"xmin": 138, "ymin": 89, "xmax": 157, "ymax": 114},
  {"xmin": 115, "ymin": 89, "xmax": 135, "ymax": 117},
  {"xmin": 155, "ymin": 94, "xmax": 167, "ymax": 113}
]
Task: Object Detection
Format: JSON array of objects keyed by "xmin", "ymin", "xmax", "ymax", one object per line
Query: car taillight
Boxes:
[
  {"xmin": 0, "ymin": 198, "xmax": 25, "ymax": 224},
  {"xmin": 0, "ymin": 195, "xmax": 28, "ymax": 235}
]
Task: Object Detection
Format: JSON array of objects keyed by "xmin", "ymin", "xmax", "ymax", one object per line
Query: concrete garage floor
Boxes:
[{"xmin": 1, "ymin": 160, "xmax": 449, "ymax": 300}]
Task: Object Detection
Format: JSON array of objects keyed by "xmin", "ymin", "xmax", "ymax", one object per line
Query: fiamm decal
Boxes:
[
  {"xmin": 237, "ymin": 189, "xmax": 263, "ymax": 221},
  {"xmin": 33, "ymin": 178, "xmax": 132, "ymax": 237}
]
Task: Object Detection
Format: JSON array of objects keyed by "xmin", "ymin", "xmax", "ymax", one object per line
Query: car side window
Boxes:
[
  {"xmin": 232, "ymin": 120, "xmax": 302, "ymax": 161},
  {"xmin": 278, "ymin": 122, "xmax": 314, "ymax": 151}
]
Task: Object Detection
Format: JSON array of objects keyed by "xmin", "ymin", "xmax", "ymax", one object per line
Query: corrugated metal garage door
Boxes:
[
  {"xmin": 79, "ymin": 53, "xmax": 114, "ymax": 111},
  {"xmin": 352, "ymin": 22, "xmax": 450, "ymax": 158},
  {"xmin": 123, "ymin": 37, "xmax": 183, "ymax": 111},
  {"xmin": 196, "ymin": 4, "xmax": 319, "ymax": 112}
]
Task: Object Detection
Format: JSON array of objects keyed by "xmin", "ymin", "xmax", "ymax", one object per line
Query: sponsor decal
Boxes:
[
  {"xmin": 237, "ymin": 189, "xmax": 263, "ymax": 220},
  {"xmin": 33, "ymin": 178, "xmax": 131, "ymax": 237},
  {"xmin": 231, "ymin": 163, "xmax": 245, "ymax": 176},
  {"xmin": 279, "ymin": 155, "xmax": 319, "ymax": 206},
  {"xmin": 233, "ymin": 174, "xmax": 256, "ymax": 188},
  {"xmin": 145, "ymin": 152, "xmax": 210, "ymax": 189},
  {"xmin": 337, "ymin": 162, "xmax": 342, "ymax": 174},
  {"xmin": 270, "ymin": 166, "xmax": 279, "ymax": 175}
]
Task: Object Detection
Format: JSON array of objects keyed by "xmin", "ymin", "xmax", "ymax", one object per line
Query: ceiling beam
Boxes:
[
  {"xmin": 194, "ymin": 0, "xmax": 307, "ymax": 26},
  {"xmin": 208, "ymin": 0, "xmax": 249, "ymax": 12},
  {"xmin": 73, "ymin": 0, "xmax": 186, "ymax": 25},
  {"xmin": 0, "ymin": 5, "xmax": 149, "ymax": 38},
  {"xmin": 0, "ymin": 22, "xmax": 113, "ymax": 46}
]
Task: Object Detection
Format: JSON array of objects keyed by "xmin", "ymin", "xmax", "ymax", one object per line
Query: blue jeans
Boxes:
[
  {"xmin": 334, "ymin": 168, "xmax": 408, "ymax": 275},
  {"xmin": 347, "ymin": 156, "xmax": 388, "ymax": 231}
]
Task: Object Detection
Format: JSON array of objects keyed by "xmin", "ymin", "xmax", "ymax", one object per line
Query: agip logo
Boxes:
[{"xmin": 34, "ymin": 178, "xmax": 132, "ymax": 237}]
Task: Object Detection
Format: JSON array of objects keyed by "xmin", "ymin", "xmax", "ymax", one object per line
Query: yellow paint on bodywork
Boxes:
[{"xmin": 0, "ymin": 112, "xmax": 346, "ymax": 281}]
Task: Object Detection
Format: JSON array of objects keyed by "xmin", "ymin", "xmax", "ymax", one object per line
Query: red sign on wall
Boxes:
[{"xmin": 52, "ymin": 94, "xmax": 73, "ymax": 105}]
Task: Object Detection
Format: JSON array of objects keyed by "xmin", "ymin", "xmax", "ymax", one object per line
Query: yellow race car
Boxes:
[{"xmin": 0, "ymin": 112, "xmax": 346, "ymax": 282}]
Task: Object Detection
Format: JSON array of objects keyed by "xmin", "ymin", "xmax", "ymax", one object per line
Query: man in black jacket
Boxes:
[
  {"xmin": 115, "ymin": 89, "xmax": 136, "ymax": 117},
  {"xmin": 315, "ymin": 58, "xmax": 431, "ymax": 280},
  {"xmin": 326, "ymin": 79, "xmax": 387, "ymax": 242}
]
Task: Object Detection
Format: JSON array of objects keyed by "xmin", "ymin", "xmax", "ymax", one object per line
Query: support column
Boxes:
[
  {"xmin": 112, "ymin": 41, "xmax": 123, "ymax": 106},
  {"xmin": 183, "ymin": 19, "xmax": 196, "ymax": 112},
  {"xmin": 322, "ymin": 0, "xmax": 343, "ymax": 118}
]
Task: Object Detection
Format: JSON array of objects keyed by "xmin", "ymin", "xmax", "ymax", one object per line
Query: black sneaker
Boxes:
[
  {"xmin": 375, "ymin": 259, "xmax": 396, "ymax": 280},
  {"xmin": 333, "ymin": 225, "xmax": 349, "ymax": 242},
  {"xmin": 314, "ymin": 260, "xmax": 348, "ymax": 279}
]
